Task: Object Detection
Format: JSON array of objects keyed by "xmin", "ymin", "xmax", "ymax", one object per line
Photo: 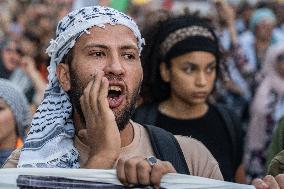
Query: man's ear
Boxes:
[
  {"xmin": 160, "ymin": 62, "xmax": 170, "ymax": 82},
  {"xmin": 56, "ymin": 63, "xmax": 71, "ymax": 91}
]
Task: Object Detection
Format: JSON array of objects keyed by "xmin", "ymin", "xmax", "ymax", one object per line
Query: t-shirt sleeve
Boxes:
[
  {"xmin": 175, "ymin": 135, "xmax": 223, "ymax": 180},
  {"xmin": 2, "ymin": 148, "xmax": 21, "ymax": 168}
]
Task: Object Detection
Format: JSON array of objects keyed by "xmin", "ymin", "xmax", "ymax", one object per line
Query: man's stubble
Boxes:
[{"xmin": 68, "ymin": 67, "xmax": 141, "ymax": 131}]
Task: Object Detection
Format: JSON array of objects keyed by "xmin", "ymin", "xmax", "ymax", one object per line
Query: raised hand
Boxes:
[{"xmin": 81, "ymin": 70, "xmax": 121, "ymax": 169}]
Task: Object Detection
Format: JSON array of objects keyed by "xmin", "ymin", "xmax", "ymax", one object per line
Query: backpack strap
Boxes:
[
  {"xmin": 132, "ymin": 103, "xmax": 159, "ymax": 125},
  {"xmin": 143, "ymin": 124, "xmax": 190, "ymax": 175}
]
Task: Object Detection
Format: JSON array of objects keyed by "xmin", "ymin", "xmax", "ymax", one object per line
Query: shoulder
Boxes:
[
  {"xmin": 175, "ymin": 135, "xmax": 223, "ymax": 180},
  {"xmin": 175, "ymin": 135, "xmax": 217, "ymax": 164},
  {"xmin": 2, "ymin": 148, "xmax": 21, "ymax": 168}
]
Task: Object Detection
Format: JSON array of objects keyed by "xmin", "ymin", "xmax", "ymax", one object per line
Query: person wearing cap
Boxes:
[
  {"xmin": 133, "ymin": 14, "xmax": 245, "ymax": 183},
  {"xmin": 0, "ymin": 78, "xmax": 31, "ymax": 167},
  {"xmin": 2, "ymin": 6, "xmax": 225, "ymax": 188}
]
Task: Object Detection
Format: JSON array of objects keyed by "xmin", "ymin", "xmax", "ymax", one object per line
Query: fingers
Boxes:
[
  {"xmin": 80, "ymin": 78, "xmax": 94, "ymax": 116},
  {"xmin": 98, "ymin": 76, "xmax": 113, "ymax": 118},
  {"xmin": 151, "ymin": 161, "xmax": 176, "ymax": 188},
  {"xmin": 252, "ymin": 178, "xmax": 269, "ymax": 189},
  {"xmin": 89, "ymin": 70, "xmax": 103, "ymax": 112},
  {"xmin": 117, "ymin": 156, "xmax": 152, "ymax": 187},
  {"xmin": 116, "ymin": 156, "xmax": 176, "ymax": 188},
  {"xmin": 275, "ymin": 174, "xmax": 284, "ymax": 189},
  {"xmin": 252, "ymin": 175, "xmax": 281, "ymax": 189},
  {"xmin": 116, "ymin": 158, "xmax": 127, "ymax": 185},
  {"xmin": 137, "ymin": 159, "xmax": 152, "ymax": 185},
  {"xmin": 80, "ymin": 69, "xmax": 108, "ymax": 119},
  {"xmin": 117, "ymin": 157, "xmax": 144, "ymax": 186},
  {"xmin": 263, "ymin": 175, "xmax": 280, "ymax": 189}
]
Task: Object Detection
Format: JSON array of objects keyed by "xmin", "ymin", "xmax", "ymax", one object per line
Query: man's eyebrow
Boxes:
[
  {"xmin": 120, "ymin": 45, "xmax": 139, "ymax": 51},
  {"xmin": 83, "ymin": 43, "xmax": 108, "ymax": 50},
  {"xmin": 82, "ymin": 43, "xmax": 138, "ymax": 51}
]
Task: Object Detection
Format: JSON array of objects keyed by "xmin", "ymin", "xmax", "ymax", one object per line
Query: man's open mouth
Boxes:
[{"xmin": 107, "ymin": 85, "xmax": 125, "ymax": 108}]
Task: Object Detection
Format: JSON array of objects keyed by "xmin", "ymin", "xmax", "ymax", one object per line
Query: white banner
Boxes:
[{"xmin": 0, "ymin": 168, "xmax": 255, "ymax": 189}]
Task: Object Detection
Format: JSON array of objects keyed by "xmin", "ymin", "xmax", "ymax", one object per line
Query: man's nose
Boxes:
[{"xmin": 104, "ymin": 54, "xmax": 125, "ymax": 75}]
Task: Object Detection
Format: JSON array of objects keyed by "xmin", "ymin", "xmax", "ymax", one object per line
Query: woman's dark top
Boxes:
[{"xmin": 133, "ymin": 103, "xmax": 244, "ymax": 182}]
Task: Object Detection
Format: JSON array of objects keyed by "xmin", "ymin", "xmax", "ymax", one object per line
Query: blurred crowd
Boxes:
[{"xmin": 1, "ymin": 0, "xmax": 284, "ymax": 185}]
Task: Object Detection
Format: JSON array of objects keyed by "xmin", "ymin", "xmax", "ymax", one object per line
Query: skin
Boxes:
[
  {"xmin": 56, "ymin": 24, "xmax": 175, "ymax": 188},
  {"xmin": 255, "ymin": 20, "xmax": 274, "ymax": 42},
  {"xmin": 2, "ymin": 41, "xmax": 21, "ymax": 72},
  {"xmin": 253, "ymin": 174, "xmax": 284, "ymax": 189},
  {"xmin": 0, "ymin": 98, "xmax": 17, "ymax": 150},
  {"xmin": 159, "ymin": 51, "xmax": 216, "ymax": 119}
]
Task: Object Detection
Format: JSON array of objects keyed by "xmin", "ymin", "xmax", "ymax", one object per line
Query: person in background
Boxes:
[
  {"xmin": 0, "ymin": 78, "xmax": 31, "ymax": 167},
  {"xmin": 239, "ymin": 7, "xmax": 284, "ymax": 94},
  {"xmin": 245, "ymin": 43, "xmax": 284, "ymax": 182},
  {"xmin": 133, "ymin": 14, "xmax": 245, "ymax": 183},
  {"xmin": 0, "ymin": 38, "xmax": 46, "ymax": 110},
  {"xmin": 213, "ymin": 0, "xmax": 251, "ymax": 122},
  {"xmin": 235, "ymin": 1, "xmax": 254, "ymax": 34}
]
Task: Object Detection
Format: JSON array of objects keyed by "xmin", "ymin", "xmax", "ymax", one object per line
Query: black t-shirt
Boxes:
[{"xmin": 156, "ymin": 104, "xmax": 235, "ymax": 182}]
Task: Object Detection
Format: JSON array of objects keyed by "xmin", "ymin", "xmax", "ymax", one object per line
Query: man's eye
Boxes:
[
  {"xmin": 89, "ymin": 51, "xmax": 105, "ymax": 57},
  {"xmin": 122, "ymin": 53, "xmax": 135, "ymax": 60}
]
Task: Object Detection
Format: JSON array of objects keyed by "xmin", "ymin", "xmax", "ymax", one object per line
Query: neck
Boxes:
[
  {"xmin": 120, "ymin": 122, "xmax": 134, "ymax": 147},
  {"xmin": 159, "ymin": 97, "xmax": 208, "ymax": 119},
  {"xmin": 73, "ymin": 109, "xmax": 134, "ymax": 148}
]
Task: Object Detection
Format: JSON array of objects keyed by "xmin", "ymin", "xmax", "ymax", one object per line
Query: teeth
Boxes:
[{"xmin": 108, "ymin": 86, "xmax": 121, "ymax": 92}]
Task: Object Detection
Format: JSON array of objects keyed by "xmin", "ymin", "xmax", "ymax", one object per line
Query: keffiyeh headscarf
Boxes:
[
  {"xmin": 0, "ymin": 79, "xmax": 31, "ymax": 141},
  {"xmin": 18, "ymin": 6, "xmax": 144, "ymax": 168}
]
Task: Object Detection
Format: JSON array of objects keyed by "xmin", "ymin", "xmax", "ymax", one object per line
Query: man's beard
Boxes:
[{"xmin": 68, "ymin": 68, "xmax": 140, "ymax": 131}]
